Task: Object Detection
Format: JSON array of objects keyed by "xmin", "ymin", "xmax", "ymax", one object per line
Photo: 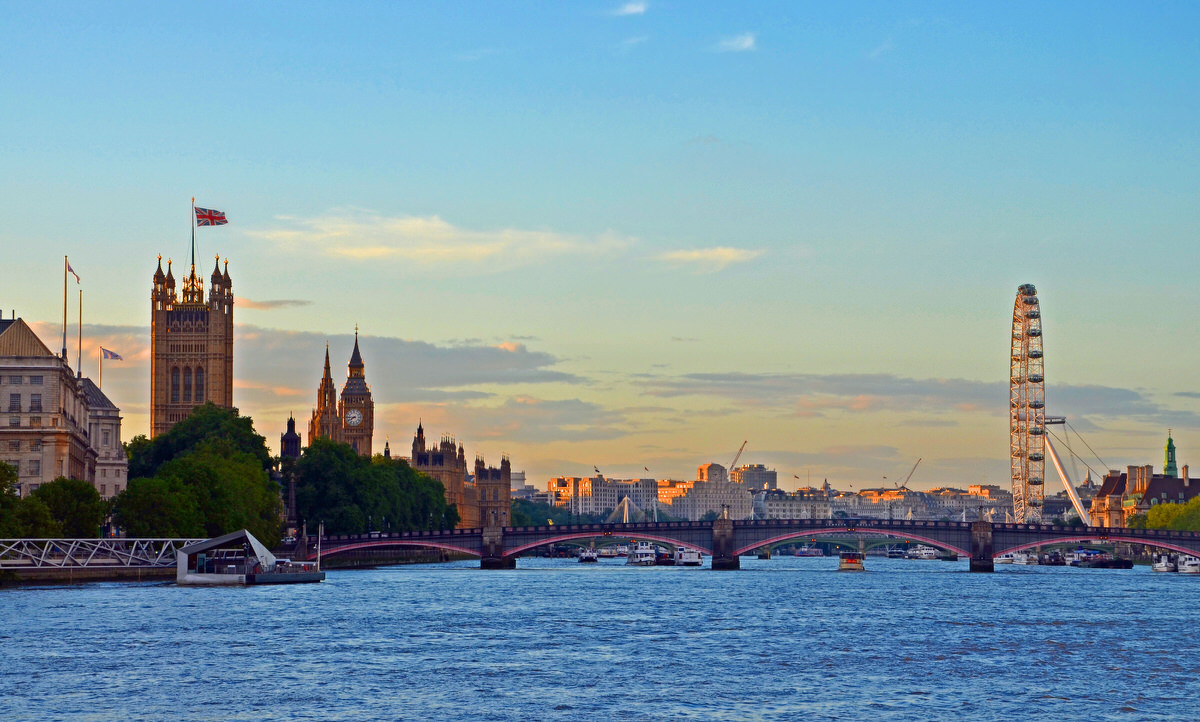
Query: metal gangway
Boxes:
[{"xmin": 0, "ymin": 538, "xmax": 203, "ymax": 570}]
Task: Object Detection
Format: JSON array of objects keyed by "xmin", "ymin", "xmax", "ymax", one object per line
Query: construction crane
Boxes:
[
  {"xmin": 897, "ymin": 458, "xmax": 921, "ymax": 491},
  {"xmin": 728, "ymin": 440, "xmax": 748, "ymax": 477}
]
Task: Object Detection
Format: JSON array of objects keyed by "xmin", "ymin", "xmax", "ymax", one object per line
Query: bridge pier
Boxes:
[
  {"xmin": 970, "ymin": 521, "xmax": 994, "ymax": 573},
  {"xmin": 480, "ymin": 526, "xmax": 515, "ymax": 570},
  {"xmin": 711, "ymin": 518, "xmax": 739, "ymax": 570}
]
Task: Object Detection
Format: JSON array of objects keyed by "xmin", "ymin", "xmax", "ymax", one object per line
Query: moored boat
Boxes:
[
  {"xmin": 674, "ymin": 547, "xmax": 702, "ymax": 566},
  {"xmin": 578, "ymin": 547, "xmax": 599, "ymax": 563},
  {"xmin": 905, "ymin": 545, "xmax": 939, "ymax": 560},
  {"xmin": 797, "ymin": 544, "xmax": 825, "ymax": 557},
  {"xmin": 625, "ymin": 541, "xmax": 656, "ymax": 566},
  {"xmin": 1152, "ymin": 553, "xmax": 1177, "ymax": 573},
  {"xmin": 177, "ymin": 529, "xmax": 324, "ymax": 586},
  {"xmin": 1178, "ymin": 555, "xmax": 1200, "ymax": 574}
]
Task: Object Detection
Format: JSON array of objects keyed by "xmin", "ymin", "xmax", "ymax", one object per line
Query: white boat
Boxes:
[
  {"xmin": 1011, "ymin": 552, "xmax": 1039, "ymax": 566},
  {"xmin": 578, "ymin": 547, "xmax": 599, "ymax": 563},
  {"xmin": 1152, "ymin": 553, "xmax": 1177, "ymax": 573},
  {"xmin": 796, "ymin": 544, "xmax": 825, "ymax": 557},
  {"xmin": 905, "ymin": 545, "xmax": 939, "ymax": 560},
  {"xmin": 995, "ymin": 553, "xmax": 1015, "ymax": 564},
  {"xmin": 598, "ymin": 546, "xmax": 619, "ymax": 558},
  {"xmin": 674, "ymin": 547, "xmax": 702, "ymax": 566},
  {"xmin": 614, "ymin": 544, "xmax": 630, "ymax": 558},
  {"xmin": 625, "ymin": 541, "xmax": 657, "ymax": 566},
  {"xmin": 885, "ymin": 547, "xmax": 906, "ymax": 559},
  {"xmin": 1178, "ymin": 555, "xmax": 1200, "ymax": 574}
]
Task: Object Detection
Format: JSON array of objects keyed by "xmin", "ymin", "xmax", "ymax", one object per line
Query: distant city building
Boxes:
[
  {"xmin": 697, "ymin": 462, "xmax": 728, "ymax": 484},
  {"xmin": 671, "ymin": 478, "xmax": 753, "ymax": 521},
  {"xmin": 0, "ymin": 317, "xmax": 96, "ymax": 496},
  {"xmin": 753, "ymin": 488, "xmax": 831, "ymax": 519},
  {"xmin": 731, "ymin": 463, "xmax": 777, "ymax": 490},
  {"xmin": 1089, "ymin": 435, "xmax": 1199, "ymax": 527},
  {"xmin": 307, "ymin": 332, "xmax": 375, "ymax": 456},
  {"xmin": 150, "ymin": 255, "xmax": 234, "ymax": 437},
  {"xmin": 81, "ymin": 378, "xmax": 128, "ymax": 499},
  {"xmin": 547, "ymin": 476, "xmax": 661, "ymax": 517}
]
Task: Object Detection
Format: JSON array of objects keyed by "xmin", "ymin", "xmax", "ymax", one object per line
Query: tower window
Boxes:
[
  {"xmin": 171, "ymin": 368, "xmax": 180, "ymax": 403},
  {"xmin": 183, "ymin": 368, "xmax": 192, "ymax": 403},
  {"xmin": 195, "ymin": 367, "xmax": 205, "ymax": 402}
]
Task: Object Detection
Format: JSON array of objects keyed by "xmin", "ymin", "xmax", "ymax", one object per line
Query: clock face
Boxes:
[{"xmin": 346, "ymin": 409, "xmax": 363, "ymax": 427}]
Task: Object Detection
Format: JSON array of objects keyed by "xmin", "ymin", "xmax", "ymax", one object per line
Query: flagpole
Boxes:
[
  {"xmin": 191, "ymin": 197, "xmax": 196, "ymax": 273},
  {"xmin": 98, "ymin": 347, "xmax": 102, "ymax": 389},
  {"xmin": 77, "ymin": 289, "xmax": 82, "ymax": 378},
  {"xmin": 61, "ymin": 256, "xmax": 68, "ymax": 360}
]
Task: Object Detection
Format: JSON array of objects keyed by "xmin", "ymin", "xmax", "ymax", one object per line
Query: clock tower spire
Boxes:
[{"xmin": 338, "ymin": 327, "xmax": 374, "ymax": 456}]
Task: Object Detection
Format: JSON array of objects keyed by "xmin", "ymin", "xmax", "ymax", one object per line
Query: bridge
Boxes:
[
  {"xmin": 0, "ymin": 537, "xmax": 202, "ymax": 581},
  {"xmin": 300, "ymin": 519, "xmax": 1200, "ymax": 572}
]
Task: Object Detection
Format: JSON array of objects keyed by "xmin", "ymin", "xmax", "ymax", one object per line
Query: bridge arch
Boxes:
[
  {"xmin": 505, "ymin": 531, "xmax": 712, "ymax": 558},
  {"xmin": 733, "ymin": 527, "xmax": 969, "ymax": 557},
  {"xmin": 315, "ymin": 539, "xmax": 481, "ymax": 559},
  {"xmin": 997, "ymin": 534, "xmax": 1200, "ymax": 558}
]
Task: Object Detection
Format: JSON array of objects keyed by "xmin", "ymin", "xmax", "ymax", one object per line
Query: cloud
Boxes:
[
  {"xmin": 234, "ymin": 297, "xmax": 312, "ymax": 311},
  {"xmin": 617, "ymin": 35, "xmax": 649, "ymax": 53},
  {"xmin": 248, "ymin": 210, "xmax": 633, "ymax": 272},
  {"xmin": 1175, "ymin": 392, "xmax": 1200, "ymax": 399},
  {"xmin": 656, "ymin": 247, "xmax": 763, "ymax": 272},
  {"xmin": 868, "ymin": 38, "xmax": 895, "ymax": 59},
  {"xmin": 613, "ymin": 2, "xmax": 646, "ymax": 15},
  {"xmin": 378, "ymin": 396, "xmax": 629, "ymax": 445},
  {"xmin": 716, "ymin": 32, "xmax": 756, "ymax": 53}
]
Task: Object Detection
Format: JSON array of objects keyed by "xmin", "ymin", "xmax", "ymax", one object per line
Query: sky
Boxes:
[{"xmin": 3, "ymin": 2, "xmax": 1199, "ymax": 492}]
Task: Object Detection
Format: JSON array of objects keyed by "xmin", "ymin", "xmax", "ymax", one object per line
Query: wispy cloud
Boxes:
[
  {"xmin": 613, "ymin": 2, "xmax": 646, "ymax": 16},
  {"xmin": 716, "ymin": 32, "xmax": 756, "ymax": 53},
  {"xmin": 249, "ymin": 210, "xmax": 633, "ymax": 272},
  {"xmin": 656, "ymin": 247, "xmax": 763, "ymax": 272},
  {"xmin": 618, "ymin": 35, "xmax": 649, "ymax": 53},
  {"xmin": 235, "ymin": 297, "xmax": 312, "ymax": 311},
  {"xmin": 868, "ymin": 38, "xmax": 895, "ymax": 59}
]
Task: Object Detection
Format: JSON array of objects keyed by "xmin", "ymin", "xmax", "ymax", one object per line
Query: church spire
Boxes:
[
  {"xmin": 349, "ymin": 325, "xmax": 363, "ymax": 369},
  {"xmin": 323, "ymin": 342, "xmax": 332, "ymax": 381},
  {"xmin": 1165, "ymin": 430, "xmax": 1178, "ymax": 478}
]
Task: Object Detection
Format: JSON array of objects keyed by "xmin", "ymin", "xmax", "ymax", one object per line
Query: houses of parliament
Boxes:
[{"xmin": 307, "ymin": 332, "xmax": 375, "ymax": 456}]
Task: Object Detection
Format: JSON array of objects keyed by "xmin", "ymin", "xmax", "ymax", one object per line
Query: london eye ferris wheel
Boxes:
[{"xmin": 1010, "ymin": 284, "xmax": 1046, "ymax": 522}]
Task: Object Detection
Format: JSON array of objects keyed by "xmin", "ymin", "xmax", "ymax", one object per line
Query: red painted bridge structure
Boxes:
[{"xmin": 298, "ymin": 518, "xmax": 1200, "ymax": 572}]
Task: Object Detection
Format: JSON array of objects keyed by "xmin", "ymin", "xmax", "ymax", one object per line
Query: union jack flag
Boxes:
[
  {"xmin": 101, "ymin": 348, "xmax": 123, "ymax": 361},
  {"xmin": 194, "ymin": 206, "xmax": 228, "ymax": 226}
]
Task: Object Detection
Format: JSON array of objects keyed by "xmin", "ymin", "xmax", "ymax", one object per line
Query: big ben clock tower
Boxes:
[{"xmin": 338, "ymin": 329, "xmax": 374, "ymax": 456}]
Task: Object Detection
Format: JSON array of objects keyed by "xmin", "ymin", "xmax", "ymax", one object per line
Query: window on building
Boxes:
[
  {"xmin": 9, "ymin": 376, "xmax": 21, "ymax": 384},
  {"xmin": 29, "ymin": 460, "xmax": 39, "ymax": 476},
  {"xmin": 30, "ymin": 376, "xmax": 42, "ymax": 385},
  {"xmin": 183, "ymin": 367, "xmax": 192, "ymax": 402},
  {"xmin": 30, "ymin": 417, "xmax": 41, "ymax": 428},
  {"xmin": 7, "ymin": 440, "xmax": 17, "ymax": 451},
  {"xmin": 101, "ymin": 469, "xmax": 107, "ymax": 478},
  {"xmin": 113, "ymin": 484, "xmax": 121, "ymax": 495},
  {"xmin": 8, "ymin": 417, "xmax": 18, "ymax": 427},
  {"xmin": 171, "ymin": 368, "xmax": 180, "ymax": 403},
  {"xmin": 30, "ymin": 393, "xmax": 41, "ymax": 412},
  {"xmin": 102, "ymin": 429, "xmax": 110, "ymax": 447},
  {"xmin": 6, "ymin": 460, "xmax": 18, "ymax": 475},
  {"xmin": 7, "ymin": 393, "xmax": 19, "ymax": 412},
  {"xmin": 195, "ymin": 366, "xmax": 205, "ymax": 402},
  {"xmin": 100, "ymin": 484, "xmax": 106, "ymax": 496}
]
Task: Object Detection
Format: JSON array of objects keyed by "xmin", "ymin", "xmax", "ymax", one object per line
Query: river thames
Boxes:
[{"xmin": 3, "ymin": 556, "xmax": 1198, "ymax": 720}]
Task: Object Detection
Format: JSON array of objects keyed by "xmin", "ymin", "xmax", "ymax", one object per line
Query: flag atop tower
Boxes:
[{"xmin": 194, "ymin": 206, "xmax": 228, "ymax": 226}]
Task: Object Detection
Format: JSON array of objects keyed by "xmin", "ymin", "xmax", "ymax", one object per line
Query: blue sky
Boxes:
[{"xmin": 3, "ymin": 2, "xmax": 1199, "ymax": 489}]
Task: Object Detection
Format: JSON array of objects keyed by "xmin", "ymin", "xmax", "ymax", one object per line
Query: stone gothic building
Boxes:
[
  {"xmin": 150, "ymin": 255, "xmax": 234, "ymax": 437},
  {"xmin": 410, "ymin": 422, "xmax": 510, "ymax": 529},
  {"xmin": 308, "ymin": 333, "xmax": 374, "ymax": 456}
]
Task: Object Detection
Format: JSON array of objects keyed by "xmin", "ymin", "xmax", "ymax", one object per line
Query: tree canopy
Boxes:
[
  {"xmin": 30, "ymin": 478, "xmax": 106, "ymax": 538},
  {"xmin": 1142, "ymin": 497, "xmax": 1200, "ymax": 532},
  {"xmin": 294, "ymin": 439, "xmax": 458, "ymax": 534},
  {"xmin": 114, "ymin": 405, "xmax": 281, "ymax": 543}
]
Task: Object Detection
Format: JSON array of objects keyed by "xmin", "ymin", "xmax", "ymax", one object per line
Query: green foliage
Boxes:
[
  {"xmin": 31, "ymin": 477, "xmax": 106, "ymax": 537},
  {"xmin": 700, "ymin": 510, "xmax": 722, "ymax": 522},
  {"xmin": 112, "ymin": 477, "xmax": 204, "ymax": 538},
  {"xmin": 1126, "ymin": 512, "xmax": 1147, "ymax": 529},
  {"xmin": 509, "ymin": 498, "xmax": 611, "ymax": 527},
  {"xmin": 1144, "ymin": 497, "xmax": 1200, "ymax": 532},
  {"xmin": 113, "ymin": 405, "xmax": 281, "ymax": 543},
  {"xmin": 126, "ymin": 403, "xmax": 271, "ymax": 478},
  {"xmin": 0, "ymin": 463, "xmax": 60, "ymax": 537},
  {"xmin": 295, "ymin": 438, "xmax": 458, "ymax": 534}
]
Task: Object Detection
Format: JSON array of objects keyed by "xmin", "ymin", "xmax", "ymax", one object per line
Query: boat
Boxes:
[
  {"xmin": 1011, "ymin": 552, "xmax": 1039, "ymax": 566},
  {"xmin": 578, "ymin": 547, "xmax": 599, "ymax": 563},
  {"xmin": 598, "ymin": 546, "xmax": 619, "ymax": 558},
  {"xmin": 176, "ymin": 529, "xmax": 324, "ymax": 586},
  {"xmin": 1152, "ymin": 553, "xmax": 1177, "ymax": 573},
  {"xmin": 1077, "ymin": 553, "xmax": 1133, "ymax": 569},
  {"xmin": 996, "ymin": 553, "xmax": 1015, "ymax": 564},
  {"xmin": 674, "ymin": 547, "xmax": 702, "ymax": 566},
  {"xmin": 655, "ymin": 547, "xmax": 675, "ymax": 566},
  {"xmin": 838, "ymin": 551, "xmax": 865, "ymax": 571},
  {"xmin": 905, "ymin": 545, "xmax": 939, "ymax": 560},
  {"xmin": 938, "ymin": 552, "xmax": 959, "ymax": 562},
  {"xmin": 625, "ymin": 541, "xmax": 657, "ymax": 566},
  {"xmin": 797, "ymin": 544, "xmax": 826, "ymax": 557},
  {"xmin": 1178, "ymin": 555, "xmax": 1200, "ymax": 574},
  {"xmin": 885, "ymin": 546, "xmax": 906, "ymax": 559},
  {"xmin": 614, "ymin": 544, "xmax": 630, "ymax": 558},
  {"xmin": 757, "ymin": 548, "xmax": 772, "ymax": 560}
]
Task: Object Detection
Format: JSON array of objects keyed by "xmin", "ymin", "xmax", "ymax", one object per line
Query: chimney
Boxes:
[{"xmin": 1184, "ymin": 465, "xmax": 1190, "ymax": 488}]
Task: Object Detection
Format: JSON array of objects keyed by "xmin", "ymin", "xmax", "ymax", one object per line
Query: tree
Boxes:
[
  {"xmin": 1144, "ymin": 497, "xmax": 1200, "ymax": 532},
  {"xmin": 31, "ymin": 477, "xmax": 106, "ymax": 538},
  {"xmin": 155, "ymin": 442, "xmax": 281, "ymax": 543},
  {"xmin": 126, "ymin": 403, "xmax": 271, "ymax": 478},
  {"xmin": 111, "ymin": 477, "xmax": 204, "ymax": 538},
  {"xmin": 0, "ymin": 463, "xmax": 59, "ymax": 537}
]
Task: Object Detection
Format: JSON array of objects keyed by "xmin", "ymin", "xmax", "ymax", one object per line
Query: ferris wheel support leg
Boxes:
[{"xmin": 1046, "ymin": 437, "xmax": 1092, "ymax": 526}]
